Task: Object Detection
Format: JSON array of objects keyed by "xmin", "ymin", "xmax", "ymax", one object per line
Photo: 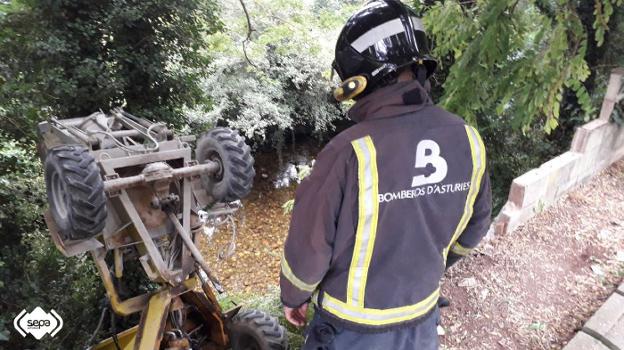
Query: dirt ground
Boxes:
[
  {"xmin": 439, "ymin": 160, "xmax": 624, "ymax": 349},
  {"xmin": 199, "ymin": 152, "xmax": 296, "ymax": 293},
  {"xmin": 199, "ymin": 155, "xmax": 624, "ymax": 349}
]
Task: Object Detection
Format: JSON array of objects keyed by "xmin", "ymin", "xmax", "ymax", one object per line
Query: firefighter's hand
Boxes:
[{"xmin": 284, "ymin": 303, "xmax": 308, "ymax": 327}]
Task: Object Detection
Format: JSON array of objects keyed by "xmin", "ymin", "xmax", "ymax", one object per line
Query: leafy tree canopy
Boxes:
[
  {"xmin": 0, "ymin": 0, "xmax": 222, "ymax": 140},
  {"xmin": 420, "ymin": 0, "xmax": 624, "ymax": 133},
  {"xmin": 186, "ymin": 0, "xmax": 360, "ymax": 145}
]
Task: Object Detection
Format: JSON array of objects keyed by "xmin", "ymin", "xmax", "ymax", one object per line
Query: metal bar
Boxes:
[
  {"xmin": 168, "ymin": 212, "xmax": 224, "ymax": 293},
  {"xmin": 172, "ymin": 162, "xmax": 219, "ymax": 179},
  {"xmin": 100, "ymin": 148, "xmax": 190, "ymax": 169},
  {"xmin": 118, "ymin": 110, "xmax": 155, "ymax": 130},
  {"xmin": 118, "ymin": 191, "xmax": 175, "ymax": 283},
  {"xmin": 52, "ymin": 112, "xmax": 102, "ymax": 127},
  {"xmin": 52, "ymin": 120, "xmax": 98, "ymax": 145},
  {"xmin": 182, "ymin": 159, "xmax": 194, "ymax": 274},
  {"xmin": 106, "ymin": 129, "xmax": 143, "ymax": 138},
  {"xmin": 118, "ymin": 110, "xmax": 173, "ymax": 139},
  {"xmin": 103, "ymin": 162, "xmax": 219, "ymax": 193}
]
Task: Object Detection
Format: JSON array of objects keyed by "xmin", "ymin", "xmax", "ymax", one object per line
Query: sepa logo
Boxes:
[{"xmin": 13, "ymin": 307, "xmax": 63, "ymax": 340}]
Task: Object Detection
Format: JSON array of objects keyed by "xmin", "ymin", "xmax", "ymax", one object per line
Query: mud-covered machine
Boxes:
[{"xmin": 37, "ymin": 109, "xmax": 287, "ymax": 350}]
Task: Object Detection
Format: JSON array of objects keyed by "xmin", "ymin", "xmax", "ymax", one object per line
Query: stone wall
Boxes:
[{"xmin": 492, "ymin": 69, "xmax": 624, "ymax": 237}]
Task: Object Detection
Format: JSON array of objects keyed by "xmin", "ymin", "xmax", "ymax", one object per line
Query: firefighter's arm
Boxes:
[
  {"xmin": 447, "ymin": 169, "xmax": 492, "ymax": 268},
  {"xmin": 280, "ymin": 144, "xmax": 347, "ymax": 308}
]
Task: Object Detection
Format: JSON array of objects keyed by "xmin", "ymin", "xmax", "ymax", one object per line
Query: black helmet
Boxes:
[{"xmin": 332, "ymin": 0, "xmax": 436, "ymax": 101}]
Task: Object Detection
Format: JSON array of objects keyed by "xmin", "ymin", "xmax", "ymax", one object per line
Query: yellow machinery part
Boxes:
[
  {"xmin": 135, "ymin": 290, "xmax": 172, "ymax": 350},
  {"xmin": 93, "ymin": 290, "xmax": 171, "ymax": 350},
  {"xmin": 92, "ymin": 326, "xmax": 138, "ymax": 350}
]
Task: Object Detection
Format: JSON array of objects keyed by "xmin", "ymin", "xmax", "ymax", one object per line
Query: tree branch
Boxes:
[
  {"xmin": 238, "ymin": 0, "xmax": 257, "ymax": 68},
  {"xmin": 239, "ymin": 0, "xmax": 254, "ymax": 41}
]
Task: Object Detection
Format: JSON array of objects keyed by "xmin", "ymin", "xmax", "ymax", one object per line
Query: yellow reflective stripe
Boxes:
[
  {"xmin": 280, "ymin": 253, "xmax": 319, "ymax": 293},
  {"xmin": 444, "ymin": 126, "xmax": 486, "ymax": 262},
  {"xmin": 347, "ymin": 139, "xmax": 367, "ymax": 304},
  {"xmin": 347, "ymin": 136, "xmax": 380, "ymax": 307},
  {"xmin": 360, "ymin": 136, "xmax": 380, "ymax": 306},
  {"xmin": 321, "ymin": 288, "xmax": 439, "ymax": 326},
  {"xmin": 450, "ymin": 241, "xmax": 473, "ymax": 256}
]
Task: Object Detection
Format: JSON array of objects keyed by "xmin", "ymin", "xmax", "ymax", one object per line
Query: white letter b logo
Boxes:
[{"xmin": 411, "ymin": 140, "xmax": 448, "ymax": 187}]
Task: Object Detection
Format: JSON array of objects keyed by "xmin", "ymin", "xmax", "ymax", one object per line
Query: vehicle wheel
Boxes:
[
  {"xmin": 229, "ymin": 310, "xmax": 288, "ymax": 350},
  {"xmin": 44, "ymin": 145, "xmax": 107, "ymax": 240},
  {"xmin": 196, "ymin": 128, "xmax": 255, "ymax": 203}
]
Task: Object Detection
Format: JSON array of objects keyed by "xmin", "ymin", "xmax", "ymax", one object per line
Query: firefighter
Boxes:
[{"xmin": 280, "ymin": 0, "xmax": 492, "ymax": 348}]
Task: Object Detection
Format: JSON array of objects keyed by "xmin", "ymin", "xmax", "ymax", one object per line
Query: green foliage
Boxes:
[
  {"xmin": 476, "ymin": 113, "xmax": 573, "ymax": 213},
  {"xmin": 593, "ymin": 0, "xmax": 623, "ymax": 47},
  {"xmin": 415, "ymin": 0, "xmax": 624, "ymax": 212},
  {"xmin": 0, "ymin": 137, "xmax": 103, "ymax": 349},
  {"xmin": 423, "ymin": 0, "xmax": 609, "ymax": 133},
  {"xmin": 0, "ymin": 0, "xmax": 222, "ymax": 140},
  {"xmin": 186, "ymin": 0, "xmax": 359, "ymax": 145}
]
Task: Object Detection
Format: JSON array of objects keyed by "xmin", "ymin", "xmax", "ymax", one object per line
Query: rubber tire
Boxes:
[
  {"xmin": 44, "ymin": 145, "xmax": 107, "ymax": 240},
  {"xmin": 229, "ymin": 310, "xmax": 288, "ymax": 350},
  {"xmin": 196, "ymin": 128, "xmax": 255, "ymax": 203}
]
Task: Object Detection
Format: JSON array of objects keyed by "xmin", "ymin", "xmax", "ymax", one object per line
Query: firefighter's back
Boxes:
[{"xmin": 316, "ymin": 103, "xmax": 486, "ymax": 329}]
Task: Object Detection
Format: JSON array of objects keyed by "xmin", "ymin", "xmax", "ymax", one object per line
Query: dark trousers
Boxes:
[{"xmin": 302, "ymin": 308, "xmax": 440, "ymax": 350}]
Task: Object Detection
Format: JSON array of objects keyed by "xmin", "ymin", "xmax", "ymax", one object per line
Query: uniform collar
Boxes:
[{"xmin": 348, "ymin": 80, "xmax": 432, "ymax": 123}]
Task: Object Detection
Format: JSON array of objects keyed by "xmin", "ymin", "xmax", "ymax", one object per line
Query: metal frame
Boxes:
[{"xmin": 38, "ymin": 111, "xmax": 237, "ymax": 350}]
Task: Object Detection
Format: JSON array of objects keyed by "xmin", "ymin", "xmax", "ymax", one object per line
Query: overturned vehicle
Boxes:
[{"xmin": 37, "ymin": 108, "xmax": 287, "ymax": 350}]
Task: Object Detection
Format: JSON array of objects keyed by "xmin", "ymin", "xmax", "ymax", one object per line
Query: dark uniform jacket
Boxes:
[{"xmin": 280, "ymin": 80, "xmax": 492, "ymax": 331}]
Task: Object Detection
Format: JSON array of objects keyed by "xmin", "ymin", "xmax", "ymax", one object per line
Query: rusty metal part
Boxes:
[
  {"xmin": 143, "ymin": 162, "xmax": 176, "ymax": 197},
  {"xmin": 180, "ymin": 289, "xmax": 229, "ymax": 347},
  {"xmin": 127, "ymin": 186, "xmax": 170, "ymax": 230},
  {"xmin": 44, "ymin": 210, "xmax": 103, "ymax": 257},
  {"xmin": 104, "ymin": 161, "xmax": 219, "ymax": 194},
  {"xmin": 164, "ymin": 336, "xmax": 190, "ymax": 350},
  {"xmin": 116, "ymin": 189, "xmax": 180, "ymax": 284},
  {"xmin": 168, "ymin": 212, "xmax": 224, "ymax": 293}
]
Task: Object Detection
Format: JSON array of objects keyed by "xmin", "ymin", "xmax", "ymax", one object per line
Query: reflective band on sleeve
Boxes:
[
  {"xmin": 347, "ymin": 136, "xmax": 380, "ymax": 307},
  {"xmin": 444, "ymin": 126, "xmax": 486, "ymax": 262},
  {"xmin": 450, "ymin": 241, "xmax": 473, "ymax": 256},
  {"xmin": 280, "ymin": 253, "xmax": 320, "ymax": 293},
  {"xmin": 321, "ymin": 288, "xmax": 439, "ymax": 326}
]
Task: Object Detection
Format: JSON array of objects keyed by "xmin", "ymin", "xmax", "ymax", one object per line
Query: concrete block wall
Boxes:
[
  {"xmin": 493, "ymin": 69, "xmax": 624, "ymax": 237},
  {"xmin": 564, "ymin": 284, "xmax": 624, "ymax": 349}
]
